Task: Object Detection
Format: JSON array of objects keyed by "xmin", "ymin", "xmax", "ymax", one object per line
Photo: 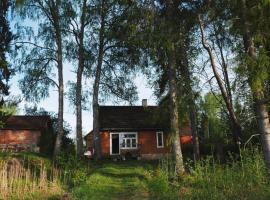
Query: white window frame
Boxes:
[
  {"xmin": 120, "ymin": 132, "xmax": 138, "ymax": 149},
  {"xmin": 156, "ymin": 131, "xmax": 164, "ymax": 148}
]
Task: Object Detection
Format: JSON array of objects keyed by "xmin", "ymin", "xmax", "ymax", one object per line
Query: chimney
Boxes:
[{"xmin": 142, "ymin": 99, "xmax": 147, "ymax": 107}]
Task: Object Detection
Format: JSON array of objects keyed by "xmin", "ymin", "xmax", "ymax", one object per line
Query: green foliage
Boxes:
[
  {"xmin": 14, "ymin": 0, "xmax": 71, "ymax": 103},
  {"xmin": 149, "ymin": 148, "xmax": 270, "ymax": 200},
  {"xmin": 199, "ymin": 92, "xmax": 230, "ymax": 143},
  {"xmin": 2, "ymin": 152, "xmax": 268, "ymax": 200},
  {"xmin": 145, "ymin": 169, "xmax": 178, "ymax": 200},
  {"xmin": 56, "ymin": 153, "xmax": 88, "ymax": 187},
  {"xmin": 0, "ymin": 0, "xmax": 14, "ymax": 96},
  {"xmin": 0, "ymin": 100, "xmax": 17, "ymax": 115},
  {"xmin": 0, "ymin": 99, "xmax": 18, "ymax": 128},
  {"xmin": 183, "ymin": 149, "xmax": 269, "ymax": 199}
]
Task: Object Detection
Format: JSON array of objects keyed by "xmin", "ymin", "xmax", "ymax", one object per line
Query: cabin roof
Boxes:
[
  {"xmin": 0, "ymin": 115, "xmax": 51, "ymax": 130},
  {"xmin": 98, "ymin": 106, "xmax": 165, "ymax": 131}
]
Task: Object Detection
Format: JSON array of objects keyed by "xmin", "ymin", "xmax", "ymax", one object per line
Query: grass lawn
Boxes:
[{"xmin": 72, "ymin": 160, "xmax": 157, "ymax": 200}]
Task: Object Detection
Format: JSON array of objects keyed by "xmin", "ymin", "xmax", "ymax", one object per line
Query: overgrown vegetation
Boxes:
[
  {"xmin": 1, "ymin": 149, "xmax": 269, "ymax": 200},
  {"xmin": 0, "ymin": 153, "xmax": 64, "ymax": 200},
  {"xmin": 147, "ymin": 148, "xmax": 270, "ymax": 200}
]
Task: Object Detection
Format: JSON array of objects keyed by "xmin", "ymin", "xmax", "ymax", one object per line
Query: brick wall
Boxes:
[{"xmin": 0, "ymin": 130, "xmax": 41, "ymax": 145}]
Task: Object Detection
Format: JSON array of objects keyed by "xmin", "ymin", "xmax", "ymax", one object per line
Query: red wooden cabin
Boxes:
[
  {"xmin": 85, "ymin": 100, "xmax": 192, "ymax": 159},
  {"xmin": 0, "ymin": 115, "xmax": 51, "ymax": 152}
]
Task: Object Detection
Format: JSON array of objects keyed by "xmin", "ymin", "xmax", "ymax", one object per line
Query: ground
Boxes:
[{"xmin": 72, "ymin": 160, "xmax": 157, "ymax": 200}]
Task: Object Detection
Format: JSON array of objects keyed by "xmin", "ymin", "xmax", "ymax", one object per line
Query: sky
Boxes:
[
  {"xmin": 8, "ymin": 10, "xmax": 159, "ymax": 139},
  {"xmin": 10, "ymin": 61, "xmax": 157, "ymax": 138},
  {"xmin": 7, "ymin": 6, "xmax": 222, "ymax": 140}
]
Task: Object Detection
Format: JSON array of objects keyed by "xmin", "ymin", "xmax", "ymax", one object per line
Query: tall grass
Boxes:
[
  {"xmin": 146, "ymin": 148, "xmax": 270, "ymax": 200},
  {"xmin": 0, "ymin": 156, "xmax": 64, "ymax": 200}
]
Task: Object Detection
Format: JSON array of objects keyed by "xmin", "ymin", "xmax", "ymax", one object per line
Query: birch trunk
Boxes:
[
  {"xmin": 50, "ymin": 0, "xmax": 64, "ymax": 159},
  {"xmin": 168, "ymin": 50, "xmax": 185, "ymax": 174},
  {"xmin": 241, "ymin": 0, "xmax": 270, "ymax": 178},
  {"xmin": 92, "ymin": 0, "xmax": 105, "ymax": 159},
  {"xmin": 164, "ymin": 0, "xmax": 185, "ymax": 175},
  {"xmin": 75, "ymin": 0, "xmax": 87, "ymax": 157}
]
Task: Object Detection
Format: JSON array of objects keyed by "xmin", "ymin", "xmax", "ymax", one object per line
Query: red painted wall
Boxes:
[
  {"xmin": 85, "ymin": 129, "xmax": 192, "ymax": 157},
  {"xmin": 138, "ymin": 131, "xmax": 169, "ymax": 154},
  {"xmin": 101, "ymin": 131, "xmax": 110, "ymax": 155},
  {"xmin": 86, "ymin": 131, "xmax": 110, "ymax": 155},
  {"xmin": 0, "ymin": 130, "xmax": 41, "ymax": 145}
]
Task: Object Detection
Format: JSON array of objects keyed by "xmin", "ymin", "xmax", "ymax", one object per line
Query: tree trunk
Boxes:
[
  {"xmin": 241, "ymin": 0, "xmax": 270, "ymax": 178},
  {"xmin": 50, "ymin": 0, "xmax": 64, "ymax": 159},
  {"xmin": 198, "ymin": 16, "xmax": 242, "ymax": 146},
  {"xmin": 255, "ymin": 98, "xmax": 270, "ymax": 177},
  {"xmin": 54, "ymin": 55, "xmax": 64, "ymax": 158},
  {"xmin": 189, "ymin": 102, "xmax": 200, "ymax": 161},
  {"xmin": 168, "ymin": 49, "xmax": 185, "ymax": 175},
  {"xmin": 183, "ymin": 47, "xmax": 200, "ymax": 161},
  {"xmin": 76, "ymin": 43, "xmax": 84, "ymax": 157},
  {"xmin": 164, "ymin": 0, "xmax": 184, "ymax": 175},
  {"xmin": 92, "ymin": 0, "xmax": 105, "ymax": 159},
  {"xmin": 75, "ymin": 0, "xmax": 87, "ymax": 158}
]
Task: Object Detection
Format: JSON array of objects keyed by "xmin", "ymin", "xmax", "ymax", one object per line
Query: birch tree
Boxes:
[
  {"xmin": 233, "ymin": 0, "xmax": 270, "ymax": 178},
  {"xmin": 91, "ymin": 0, "xmax": 140, "ymax": 159},
  {"xmin": 15, "ymin": 0, "xmax": 70, "ymax": 158},
  {"xmin": 65, "ymin": 0, "xmax": 93, "ymax": 157}
]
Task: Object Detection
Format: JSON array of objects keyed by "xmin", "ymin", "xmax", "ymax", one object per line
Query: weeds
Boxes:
[
  {"xmin": 1, "ymin": 149, "xmax": 269, "ymax": 200},
  {"xmin": 0, "ymin": 154, "xmax": 64, "ymax": 200},
  {"xmin": 146, "ymin": 148, "xmax": 270, "ymax": 200}
]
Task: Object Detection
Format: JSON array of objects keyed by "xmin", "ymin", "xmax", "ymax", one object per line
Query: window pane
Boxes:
[
  {"xmin": 127, "ymin": 139, "xmax": 131, "ymax": 147},
  {"xmin": 124, "ymin": 134, "xmax": 135, "ymax": 138},
  {"xmin": 158, "ymin": 132, "xmax": 163, "ymax": 147},
  {"xmin": 132, "ymin": 139, "xmax": 136, "ymax": 147},
  {"xmin": 122, "ymin": 139, "xmax": 126, "ymax": 147}
]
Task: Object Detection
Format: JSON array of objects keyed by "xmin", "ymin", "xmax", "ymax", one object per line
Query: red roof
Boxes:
[{"xmin": 0, "ymin": 115, "xmax": 51, "ymax": 130}]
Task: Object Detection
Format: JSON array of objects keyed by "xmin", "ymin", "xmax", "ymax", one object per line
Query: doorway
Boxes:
[{"xmin": 111, "ymin": 133, "xmax": 120, "ymax": 155}]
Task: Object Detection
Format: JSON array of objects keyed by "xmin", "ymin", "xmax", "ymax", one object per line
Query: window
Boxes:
[
  {"xmin": 156, "ymin": 131, "xmax": 164, "ymax": 148},
  {"xmin": 121, "ymin": 133, "xmax": 137, "ymax": 149}
]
